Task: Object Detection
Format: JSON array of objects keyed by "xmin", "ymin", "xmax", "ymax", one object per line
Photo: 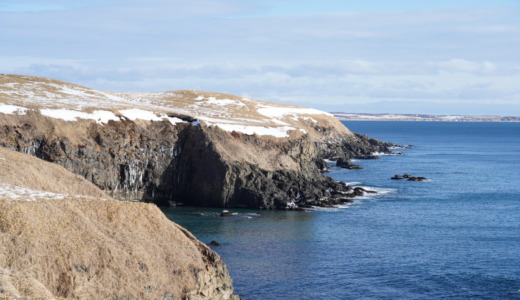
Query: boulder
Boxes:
[
  {"xmin": 209, "ymin": 241, "xmax": 221, "ymax": 246},
  {"xmin": 336, "ymin": 157, "xmax": 363, "ymax": 169},
  {"xmin": 391, "ymin": 174, "xmax": 428, "ymax": 182}
]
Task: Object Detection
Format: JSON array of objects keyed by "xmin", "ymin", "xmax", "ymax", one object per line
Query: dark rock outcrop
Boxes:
[
  {"xmin": 0, "ymin": 110, "xmax": 395, "ymax": 209},
  {"xmin": 391, "ymin": 174, "xmax": 428, "ymax": 181},
  {"xmin": 336, "ymin": 157, "xmax": 362, "ymax": 169}
]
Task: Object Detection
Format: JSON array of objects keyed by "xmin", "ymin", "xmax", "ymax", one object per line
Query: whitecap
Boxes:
[
  {"xmin": 351, "ymin": 186, "xmax": 397, "ymax": 200},
  {"xmin": 372, "ymin": 151, "xmax": 402, "ymax": 156}
]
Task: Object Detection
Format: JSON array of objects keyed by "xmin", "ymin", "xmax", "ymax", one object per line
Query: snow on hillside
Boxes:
[
  {"xmin": 0, "ymin": 183, "xmax": 67, "ymax": 201},
  {"xmin": 0, "ymin": 74, "xmax": 333, "ymax": 138}
]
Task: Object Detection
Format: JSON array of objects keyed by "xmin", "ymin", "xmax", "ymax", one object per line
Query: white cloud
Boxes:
[
  {"xmin": 1, "ymin": 3, "xmax": 519, "ymax": 115},
  {"xmin": 437, "ymin": 59, "xmax": 497, "ymax": 74}
]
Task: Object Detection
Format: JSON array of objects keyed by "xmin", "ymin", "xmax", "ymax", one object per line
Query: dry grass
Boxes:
[
  {"xmin": 0, "ymin": 197, "xmax": 230, "ymax": 299},
  {"xmin": 0, "ymin": 147, "xmax": 106, "ymax": 198},
  {"xmin": 0, "ymin": 110, "xmax": 95, "ymax": 146},
  {"xmin": 0, "ymin": 148, "xmax": 235, "ymax": 299},
  {"xmin": 1, "ymin": 74, "xmax": 355, "ymax": 137}
]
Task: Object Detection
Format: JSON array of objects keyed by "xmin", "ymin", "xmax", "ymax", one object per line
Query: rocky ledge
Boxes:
[
  {"xmin": 0, "ymin": 74, "xmax": 397, "ymax": 209},
  {"xmin": 0, "ymin": 147, "xmax": 239, "ymax": 299}
]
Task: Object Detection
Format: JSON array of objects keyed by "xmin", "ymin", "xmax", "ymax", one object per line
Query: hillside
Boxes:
[
  {"xmin": 0, "ymin": 74, "xmax": 348, "ymax": 139},
  {"xmin": 0, "ymin": 74, "xmax": 394, "ymax": 209},
  {"xmin": 0, "ymin": 147, "xmax": 238, "ymax": 299}
]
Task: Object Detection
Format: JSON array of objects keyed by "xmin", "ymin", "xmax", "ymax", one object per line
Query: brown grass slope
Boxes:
[
  {"xmin": 0, "ymin": 74, "xmax": 353, "ymax": 140},
  {"xmin": 0, "ymin": 148, "xmax": 238, "ymax": 300}
]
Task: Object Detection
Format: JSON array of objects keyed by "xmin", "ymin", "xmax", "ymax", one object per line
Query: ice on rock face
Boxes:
[
  {"xmin": 22, "ymin": 140, "xmax": 41, "ymax": 156},
  {"xmin": 286, "ymin": 201, "xmax": 298, "ymax": 209}
]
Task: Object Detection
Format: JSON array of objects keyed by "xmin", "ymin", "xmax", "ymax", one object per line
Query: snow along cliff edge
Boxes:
[{"xmin": 0, "ymin": 74, "xmax": 394, "ymax": 209}]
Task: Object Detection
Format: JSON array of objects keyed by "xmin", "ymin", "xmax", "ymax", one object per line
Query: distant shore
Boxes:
[{"xmin": 332, "ymin": 113, "xmax": 520, "ymax": 122}]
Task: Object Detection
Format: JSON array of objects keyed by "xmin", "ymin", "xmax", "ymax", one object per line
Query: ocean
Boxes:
[{"xmin": 162, "ymin": 121, "xmax": 520, "ymax": 299}]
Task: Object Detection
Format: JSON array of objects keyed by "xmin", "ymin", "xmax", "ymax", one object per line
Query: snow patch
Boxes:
[
  {"xmin": 40, "ymin": 109, "xmax": 119, "ymax": 124},
  {"xmin": 205, "ymin": 97, "xmax": 245, "ymax": 107},
  {"xmin": 208, "ymin": 123, "xmax": 296, "ymax": 138},
  {"xmin": 163, "ymin": 116, "xmax": 187, "ymax": 125},
  {"xmin": 119, "ymin": 108, "xmax": 163, "ymax": 121},
  {"xmin": 0, "ymin": 184, "xmax": 67, "ymax": 201},
  {"xmin": 272, "ymin": 119, "xmax": 289, "ymax": 125},
  {"xmin": 257, "ymin": 106, "xmax": 331, "ymax": 118},
  {"xmin": 0, "ymin": 103, "xmax": 28, "ymax": 115}
]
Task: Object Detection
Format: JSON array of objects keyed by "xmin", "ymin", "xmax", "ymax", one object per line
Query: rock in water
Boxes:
[
  {"xmin": 336, "ymin": 157, "xmax": 363, "ymax": 169},
  {"xmin": 220, "ymin": 210, "xmax": 233, "ymax": 217},
  {"xmin": 391, "ymin": 174, "xmax": 428, "ymax": 182},
  {"xmin": 0, "ymin": 147, "xmax": 239, "ymax": 300}
]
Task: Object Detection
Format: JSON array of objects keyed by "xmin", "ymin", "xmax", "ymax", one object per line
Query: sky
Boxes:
[{"xmin": 1, "ymin": 0, "xmax": 519, "ymax": 115}]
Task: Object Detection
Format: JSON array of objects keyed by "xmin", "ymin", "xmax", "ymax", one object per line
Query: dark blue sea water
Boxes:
[{"xmin": 162, "ymin": 121, "xmax": 520, "ymax": 299}]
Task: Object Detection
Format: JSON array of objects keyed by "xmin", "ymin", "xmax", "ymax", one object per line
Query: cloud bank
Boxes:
[{"xmin": 1, "ymin": 1, "xmax": 519, "ymax": 115}]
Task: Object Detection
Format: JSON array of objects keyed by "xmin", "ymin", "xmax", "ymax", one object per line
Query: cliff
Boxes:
[
  {"xmin": 0, "ymin": 147, "xmax": 239, "ymax": 299},
  {"xmin": 0, "ymin": 74, "xmax": 393, "ymax": 209}
]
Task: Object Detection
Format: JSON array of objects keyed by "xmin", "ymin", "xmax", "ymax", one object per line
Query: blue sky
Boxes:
[{"xmin": 1, "ymin": 0, "xmax": 519, "ymax": 115}]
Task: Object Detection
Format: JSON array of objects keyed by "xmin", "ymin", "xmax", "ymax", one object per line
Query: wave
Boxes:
[
  {"xmin": 353, "ymin": 186, "xmax": 397, "ymax": 199},
  {"xmin": 306, "ymin": 203, "xmax": 353, "ymax": 212},
  {"xmin": 198, "ymin": 211, "xmax": 262, "ymax": 219},
  {"xmin": 356, "ymin": 186, "xmax": 396, "ymax": 194},
  {"xmin": 372, "ymin": 151, "xmax": 402, "ymax": 156},
  {"xmin": 344, "ymin": 181, "xmax": 362, "ymax": 186},
  {"xmin": 306, "ymin": 185, "xmax": 397, "ymax": 212}
]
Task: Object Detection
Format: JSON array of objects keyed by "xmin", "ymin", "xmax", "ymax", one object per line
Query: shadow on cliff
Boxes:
[{"xmin": 141, "ymin": 125, "xmax": 233, "ymax": 208}]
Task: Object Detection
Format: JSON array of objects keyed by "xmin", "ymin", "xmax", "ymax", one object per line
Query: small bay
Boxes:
[{"xmin": 162, "ymin": 121, "xmax": 520, "ymax": 299}]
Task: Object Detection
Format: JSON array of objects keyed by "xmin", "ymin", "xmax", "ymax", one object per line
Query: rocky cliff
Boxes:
[
  {"xmin": 0, "ymin": 147, "xmax": 239, "ymax": 299},
  {"xmin": 0, "ymin": 74, "xmax": 394, "ymax": 209}
]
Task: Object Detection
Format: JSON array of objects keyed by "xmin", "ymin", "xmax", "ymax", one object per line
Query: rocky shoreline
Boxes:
[
  {"xmin": 0, "ymin": 74, "xmax": 400, "ymax": 210},
  {"xmin": 0, "ymin": 112, "xmax": 397, "ymax": 209}
]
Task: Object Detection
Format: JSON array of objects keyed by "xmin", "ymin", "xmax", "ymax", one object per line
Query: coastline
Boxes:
[
  {"xmin": 333, "ymin": 113, "xmax": 520, "ymax": 122},
  {"xmin": 172, "ymin": 121, "xmax": 520, "ymax": 300}
]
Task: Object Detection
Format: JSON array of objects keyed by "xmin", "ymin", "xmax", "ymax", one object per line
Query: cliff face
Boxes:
[
  {"xmin": 0, "ymin": 147, "xmax": 238, "ymax": 300},
  {"xmin": 0, "ymin": 74, "xmax": 393, "ymax": 209}
]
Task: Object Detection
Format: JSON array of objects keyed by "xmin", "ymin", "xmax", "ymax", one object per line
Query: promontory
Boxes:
[{"xmin": 0, "ymin": 74, "xmax": 393, "ymax": 210}]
